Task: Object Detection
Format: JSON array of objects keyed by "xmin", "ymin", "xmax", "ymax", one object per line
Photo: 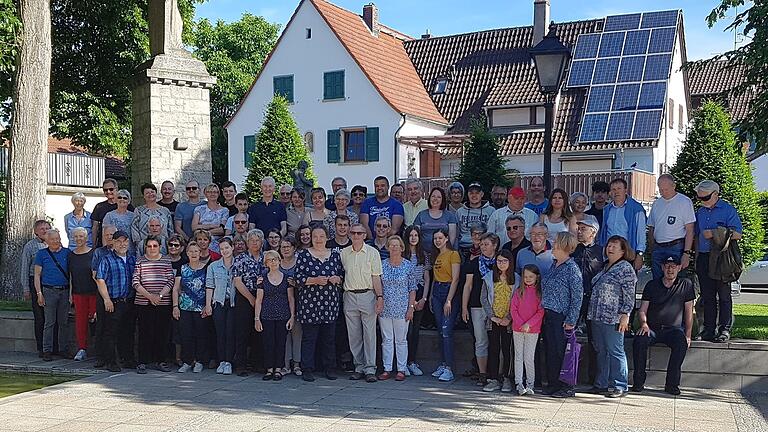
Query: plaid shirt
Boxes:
[{"xmin": 96, "ymin": 250, "xmax": 136, "ymax": 299}]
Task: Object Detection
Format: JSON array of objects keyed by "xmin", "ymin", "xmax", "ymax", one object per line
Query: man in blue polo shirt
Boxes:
[
  {"xmin": 360, "ymin": 176, "xmax": 404, "ymax": 238},
  {"xmin": 247, "ymin": 176, "xmax": 287, "ymax": 236},
  {"xmin": 694, "ymin": 180, "xmax": 743, "ymax": 342},
  {"xmin": 33, "ymin": 229, "xmax": 70, "ymax": 361}
]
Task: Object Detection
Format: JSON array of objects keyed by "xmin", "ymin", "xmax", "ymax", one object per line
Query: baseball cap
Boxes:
[
  {"xmin": 576, "ymin": 216, "xmax": 599, "ymax": 232},
  {"xmin": 663, "ymin": 255, "xmax": 681, "ymax": 265},
  {"xmin": 112, "ymin": 230, "xmax": 130, "ymax": 240},
  {"xmin": 508, "ymin": 186, "xmax": 525, "ymax": 198},
  {"xmin": 467, "ymin": 182, "xmax": 483, "ymax": 191}
]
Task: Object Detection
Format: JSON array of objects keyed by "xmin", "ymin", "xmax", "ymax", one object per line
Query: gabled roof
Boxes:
[{"xmin": 688, "ymin": 59, "xmax": 750, "ymax": 121}]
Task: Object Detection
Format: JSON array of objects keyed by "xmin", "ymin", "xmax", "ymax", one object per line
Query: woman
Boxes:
[
  {"xmin": 132, "ymin": 183, "xmax": 173, "ymax": 250},
  {"xmin": 205, "ymin": 237, "xmax": 236, "ymax": 375},
  {"xmin": 540, "ymin": 188, "xmax": 577, "ymax": 242},
  {"xmin": 588, "ymin": 235, "xmax": 636, "ymax": 398},
  {"xmin": 296, "ymin": 225, "xmax": 312, "ymax": 250},
  {"xmin": 570, "ymin": 192, "xmax": 589, "ymax": 223},
  {"xmin": 286, "ymin": 189, "xmax": 308, "ymax": 234},
  {"xmin": 173, "ymin": 241, "xmax": 210, "ymax": 373},
  {"xmin": 413, "ymin": 187, "xmax": 458, "ymax": 255},
  {"xmin": 350, "ymin": 185, "xmax": 367, "ymax": 216},
  {"xmin": 280, "ymin": 236, "xmax": 302, "ymax": 376},
  {"xmin": 68, "ymin": 227, "xmax": 97, "ymax": 361},
  {"xmin": 193, "ymin": 229, "xmax": 221, "ymax": 264},
  {"xmin": 541, "ymin": 231, "xmax": 582, "ymax": 398},
  {"xmin": 167, "ymin": 235, "xmax": 188, "ymax": 273},
  {"xmin": 303, "ymin": 187, "xmax": 329, "ymax": 227},
  {"xmin": 294, "ymin": 225, "xmax": 343, "ymax": 382},
  {"xmin": 480, "ymin": 249, "xmax": 516, "ymax": 392},
  {"xmin": 255, "ymin": 250, "xmax": 295, "ymax": 381},
  {"xmin": 430, "ymin": 228, "xmax": 461, "ymax": 382},
  {"xmin": 104, "ymin": 190, "xmax": 135, "ymax": 249},
  {"xmin": 192, "ymin": 184, "xmax": 229, "ymax": 253},
  {"xmin": 379, "ymin": 236, "xmax": 417, "ymax": 381},
  {"xmin": 232, "ymin": 229, "xmax": 265, "ymax": 376},
  {"xmin": 266, "ymin": 228, "xmax": 282, "ymax": 251},
  {"xmin": 403, "ymin": 225, "xmax": 431, "ymax": 376},
  {"xmin": 232, "ymin": 234, "xmax": 247, "ymax": 256},
  {"xmin": 64, "ymin": 192, "xmax": 92, "ymax": 249},
  {"xmin": 132, "ymin": 235, "xmax": 176, "ymax": 374},
  {"xmin": 323, "ymin": 189, "xmax": 360, "ymax": 239}
]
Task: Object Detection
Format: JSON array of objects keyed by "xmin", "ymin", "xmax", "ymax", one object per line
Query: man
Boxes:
[
  {"xmin": 158, "ymin": 180, "xmax": 178, "ymax": 216},
  {"xmin": 95, "ymin": 230, "xmax": 137, "ymax": 372},
  {"xmin": 325, "ymin": 176, "xmax": 347, "ymax": 211},
  {"xmin": 174, "ymin": 180, "xmax": 207, "ymax": 240},
  {"xmin": 91, "ymin": 178, "xmax": 134, "ymax": 247},
  {"xmin": 278, "ymin": 184, "xmax": 293, "ymax": 206},
  {"xmin": 448, "ymin": 182, "xmax": 465, "ymax": 212},
  {"xmin": 490, "ymin": 185, "xmax": 507, "ymax": 209},
  {"xmin": 340, "ymin": 223, "xmax": 384, "ymax": 383},
  {"xmin": 33, "ymin": 229, "xmax": 70, "ymax": 361},
  {"xmin": 516, "ymin": 223, "xmax": 553, "ymax": 277},
  {"xmin": 524, "ymin": 176, "xmax": 549, "ymax": 216},
  {"xmin": 694, "ymin": 180, "xmax": 742, "ymax": 342},
  {"xmin": 327, "ymin": 214, "xmax": 352, "ymax": 250},
  {"xmin": 571, "ymin": 218, "xmax": 603, "ymax": 386},
  {"xmin": 403, "ymin": 178, "xmax": 428, "ymax": 226},
  {"xmin": 501, "ymin": 215, "xmax": 531, "ymax": 263},
  {"xmin": 92, "ymin": 225, "xmax": 119, "ymax": 276},
  {"xmin": 360, "ymin": 176, "xmax": 404, "ymax": 238},
  {"xmin": 456, "ymin": 182, "xmax": 495, "ymax": 256},
  {"xmin": 632, "ymin": 256, "xmax": 695, "ymax": 395},
  {"xmin": 488, "ymin": 186, "xmax": 538, "ymax": 241},
  {"xmin": 248, "ymin": 176, "xmax": 287, "ymax": 236},
  {"xmin": 390, "ymin": 183, "xmax": 405, "ymax": 203},
  {"xmin": 221, "ymin": 181, "xmax": 238, "ymax": 216},
  {"xmin": 648, "ymin": 174, "xmax": 696, "ymax": 279},
  {"xmin": 599, "ymin": 178, "xmax": 647, "ymax": 271},
  {"xmin": 366, "ymin": 216, "xmax": 391, "ymax": 260},
  {"xmin": 225, "ymin": 193, "xmax": 250, "ymax": 236},
  {"xmin": 585, "ymin": 181, "xmax": 610, "ymax": 234},
  {"xmin": 21, "ymin": 220, "xmax": 52, "ymax": 356}
]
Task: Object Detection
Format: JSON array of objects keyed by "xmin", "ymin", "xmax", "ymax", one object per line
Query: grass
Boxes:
[
  {"xmin": 732, "ymin": 304, "xmax": 768, "ymax": 340},
  {"xmin": 0, "ymin": 300, "xmax": 31, "ymax": 312},
  {"xmin": 0, "ymin": 373, "xmax": 76, "ymax": 398}
]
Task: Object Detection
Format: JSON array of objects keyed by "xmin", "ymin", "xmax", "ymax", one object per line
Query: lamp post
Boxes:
[{"xmin": 529, "ymin": 25, "xmax": 571, "ymax": 195}]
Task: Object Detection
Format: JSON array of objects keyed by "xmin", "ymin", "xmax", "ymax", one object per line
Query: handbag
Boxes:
[{"xmin": 559, "ymin": 329, "xmax": 581, "ymax": 386}]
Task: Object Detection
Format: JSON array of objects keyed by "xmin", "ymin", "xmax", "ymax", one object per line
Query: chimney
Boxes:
[
  {"xmin": 363, "ymin": 3, "xmax": 380, "ymax": 36},
  {"xmin": 421, "ymin": 28, "xmax": 431, "ymax": 39},
  {"xmin": 533, "ymin": 0, "xmax": 550, "ymax": 46}
]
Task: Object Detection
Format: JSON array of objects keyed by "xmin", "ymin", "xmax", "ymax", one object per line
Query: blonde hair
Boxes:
[
  {"xmin": 553, "ymin": 231, "xmax": 578, "ymax": 254},
  {"xmin": 263, "ymin": 250, "xmax": 281, "ymax": 262},
  {"xmin": 386, "ymin": 235, "xmax": 405, "ymax": 251}
]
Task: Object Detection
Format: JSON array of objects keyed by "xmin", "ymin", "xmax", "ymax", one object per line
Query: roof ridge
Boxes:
[{"xmin": 404, "ymin": 18, "xmax": 604, "ymax": 43}]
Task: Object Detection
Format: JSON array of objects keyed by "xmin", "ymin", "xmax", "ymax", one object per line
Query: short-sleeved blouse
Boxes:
[
  {"xmin": 194, "ymin": 205, "xmax": 229, "ymax": 252},
  {"xmin": 258, "ymin": 273, "xmax": 291, "ymax": 321},
  {"xmin": 294, "ymin": 248, "xmax": 343, "ymax": 325},
  {"xmin": 231, "ymin": 251, "xmax": 263, "ymax": 293},
  {"xmin": 380, "ymin": 259, "xmax": 418, "ymax": 319},
  {"xmin": 178, "ymin": 264, "xmax": 207, "ymax": 312}
]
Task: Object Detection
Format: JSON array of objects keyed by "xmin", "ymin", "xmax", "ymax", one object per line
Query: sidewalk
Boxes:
[{"xmin": 0, "ymin": 351, "xmax": 765, "ymax": 432}]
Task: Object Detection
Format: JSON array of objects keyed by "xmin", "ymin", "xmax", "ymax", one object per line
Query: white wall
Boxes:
[
  {"xmin": 655, "ymin": 28, "xmax": 689, "ymax": 176},
  {"xmin": 46, "ymin": 187, "xmax": 102, "ymax": 247},
  {"xmin": 751, "ymin": 155, "xmax": 768, "ymax": 191}
]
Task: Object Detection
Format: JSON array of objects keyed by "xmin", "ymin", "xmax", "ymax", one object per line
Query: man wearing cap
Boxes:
[
  {"xmin": 488, "ymin": 186, "xmax": 538, "ymax": 241},
  {"xmin": 447, "ymin": 182, "xmax": 465, "ymax": 212},
  {"xmin": 490, "ymin": 185, "xmax": 508, "ymax": 210},
  {"xmin": 694, "ymin": 180, "xmax": 742, "ymax": 343},
  {"xmin": 648, "ymin": 174, "xmax": 696, "ymax": 279},
  {"xmin": 632, "ymin": 255, "xmax": 695, "ymax": 395},
  {"xmin": 524, "ymin": 176, "xmax": 549, "ymax": 216},
  {"xmin": 95, "ymin": 230, "xmax": 137, "ymax": 372},
  {"xmin": 571, "ymin": 217, "xmax": 603, "ymax": 386},
  {"xmin": 403, "ymin": 179, "xmax": 428, "ymax": 226},
  {"xmin": 456, "ymin": 182, "xmax": 495, "ymax": 257}
]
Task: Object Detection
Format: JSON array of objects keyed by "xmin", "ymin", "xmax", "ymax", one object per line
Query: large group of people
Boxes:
[{"xmin": 21, "ymin": 171, "xmax": 743, "ymax": 398}]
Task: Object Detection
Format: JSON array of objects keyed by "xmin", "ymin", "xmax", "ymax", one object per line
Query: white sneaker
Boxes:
[
  {"xmin": 501, "ymin": 378, "xmax": 513, "ymax": 393},
  {"xmin": 408, "ymin": 362, "xmax": 423, "ymax": 376},
  {"xmin": 280, "ymin": 367, "xmax": 290, "ymax": 375},
  {"xmin": 216, "ymin": 362, "xmax": 226, "ymax": 374},
  {"xmin": 525, "ymin": 387, "xmax": 535, "ymax": 396},
  {"xmin": 403, "ymin": 367, "xmax": 411, "ymax": 376},
  {"xmin": 517, "ymin": 384, "xmax": 526, "ymax": 396},
  {"xmin": 223, "ymin": 362, "xmax": 232, "ymax": 375},
  {"xmin": 483, "ymin": 379, "xmax": 501, "ymax": 392},
  {"xmin": 73, "ymin": 349, "xmax": 87, "ymax": 361},
  {"xmin": 193, "ymin": 362, "xmax": 204, "ymax": 373},
  {"xmin": 177, "ymin": 363, "xmax": 192, "ymax": 373},
  {"xmin": 438, "ymin": 368, "xmax": 454, "ymax": 382},
  {"xmin": 431, "ymin": 364, "xmax": 446, "ymax": 377}
]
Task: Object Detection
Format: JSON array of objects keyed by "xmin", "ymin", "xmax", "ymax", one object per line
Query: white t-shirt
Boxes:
[{"xmin": 648, "ymin": 193, "xmax": 696, "ymax": 243}]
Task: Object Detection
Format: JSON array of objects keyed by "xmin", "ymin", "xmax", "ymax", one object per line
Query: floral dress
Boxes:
[
  {"xmin": 294, "ymin": 249, "xmax": 343, "ymax": 325},
  {"xmin": 178, "ymin": 264, "xmax": 207, "ymax": 312},
  {"xmin": 380, "ymin": 259, "xmax": 418, "ymax": 319}
]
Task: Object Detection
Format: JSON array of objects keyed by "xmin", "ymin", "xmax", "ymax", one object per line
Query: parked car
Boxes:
[{"xmin": 731, "ymin": 252, "xmax": 768, "ymax": 297}]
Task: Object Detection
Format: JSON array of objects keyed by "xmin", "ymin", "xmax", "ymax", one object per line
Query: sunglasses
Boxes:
[
  {"xmin": 350, "ymin": 231, "xmax": 366, "ymax": 236},
  {"xmin": 280, "ymin": 192, "xmax": 291, "ymax": 195},
  {"xmin": 117, "ymin": 196, "xmax": 129, "ymax": 200},
  {"xmin": 186, "ymin": 186, "xmax": 198, "ymax": 191},
  {"xmin": 353, "ymin": 192, "xmax": 366, "ymax": 197},
  {"xmin": 506, "ymin": 225, "xmax": 522, "ymax": 231},
  {"xmin": 234, "ymin": 221, "xmax": 248, "ymax": 225},
  {"xmin": 697, "ymin": 192, "xmax": 714, "ymax": 201},
  {"xmin": 168, "ymin": 243, "xmax": 181, "ymax": 248},
  {"xmin": 103, "ymin": 188, "xmax": 115, "ymax": 193}
]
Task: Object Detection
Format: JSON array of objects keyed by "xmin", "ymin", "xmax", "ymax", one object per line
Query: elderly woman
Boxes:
[
  {"xmin": 541, "ymin": 232, "xmax": 582, "ymax": 398},
  {"xmin": 205, "ymin": 237, "xmax": 236, "ymax": 375},
  {"xmin": 167, "ymin": 234, "xmax": 188, "ymax": 273},
  {"xmin": 64, "ymin": 192, "xmax": 92, "ymax": 249},
  {"xmin": 540, "ymin": 189, "xmax": 578, "ymax": 243},
  {"xmin": 104, "ymin": 190, "xmax": 134, "ymax": 250},
  {"xmin": 303, "ymin": 187, "xmax": 329, "ymax": 227},
  {"xmin": 350, "ymin": 185, "xmax": 367, "ymax": 216},
  {"xmin": 570, "ymin": 192, "xmax": 589, "ymax": 223},
  {"xmin": 232, "ymin": 234, "xmax": 247, "ymax": 256},
  {"xmin": 286, "ymin": 189, "xmax": 309, "ymax": 234},
  {"xmin": 232, "ymin": 229, "xmax": 265, "ymax": 376},
  {"xmin": 68, "ymin": 227, "xmax": 97, "ymax": 361},
  {"xmin": 132, "ymin": 235, "xmax": 176, "ymax": 374},
  {"xmin": 588, "ymin": 235, "xmax": 636, "ymax": 398},
  {"xmin": 323, "ymin": 189, "xmax": 359, "ymax": 239},
  {"xmin": 132, "ymin": 183, "xmax": 174, "ymax": 251},
  {"xmin": 192, "ymin": 184, "xmax": 229, "ymax": 253},
  {"xmin": 255, "ymin": 250, "xmax": 295, "ymax": 381},
  {"xmin": 294, "ymin": 225, "xmax": 344, "ymax": 382},
  {"xmin": 173, "ymin": 241, "xmax": 210, "ymax": 373}
]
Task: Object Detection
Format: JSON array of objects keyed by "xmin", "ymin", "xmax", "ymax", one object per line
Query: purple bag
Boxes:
[{"xmin": 559, "ymin": 329, "xmax": 581, "ymax": 386}]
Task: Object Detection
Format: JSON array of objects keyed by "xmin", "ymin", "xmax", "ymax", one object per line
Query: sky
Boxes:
[{"xmin": 194, "ymin": 0, "xmax": 748, "ymax": 61}]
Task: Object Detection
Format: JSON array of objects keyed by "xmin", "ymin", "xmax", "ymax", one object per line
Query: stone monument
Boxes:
[{"xmin": 131, "ymin": 0, "xmax": 216, "ymax": 201}]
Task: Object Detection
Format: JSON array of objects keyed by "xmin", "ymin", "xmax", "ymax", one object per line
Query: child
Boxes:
[
  {"xmin": 481, "ymin": 249, "xmax": 516, "ymax": 392},
  {"xmin": 511, "ymin": 264, "xmax": 544, "ymax": 395}
]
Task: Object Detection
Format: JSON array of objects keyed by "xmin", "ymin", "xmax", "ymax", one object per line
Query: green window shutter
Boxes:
[
  {"xmin": 324, "ymin": 71, "xmax": 344, "ymax": 99},
  {"xmin": 327, "ymin": 129, "xmax": 340, "ymax": 163},
  {"xmin": 273, "ymin": 76, "xmax": 294, "ymax": 103},
  {"xmin": 244, "ymin": 135, "xmax": 256, "ymax": 167},
  {"xmin": 365, "ymin": 127, "xmax": 379, "ymax": 162}
]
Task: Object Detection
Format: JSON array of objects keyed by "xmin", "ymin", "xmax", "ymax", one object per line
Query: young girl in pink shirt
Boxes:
[{"xmin": 511, "ymin": 264, "xmax": 545, "ymax": 395}]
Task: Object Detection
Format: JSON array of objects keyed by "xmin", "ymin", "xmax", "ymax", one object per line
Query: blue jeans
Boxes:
[
  {"xmin": 651, "ymin": 242, "xmax": 684, "ymax": 279},
  {"xmin": 591, "ymin": 321, "xmax": 628, "ymax": 391},
  {"xmin": 431, "ymin": 282, "xmax": 459, "ymax": 368}
]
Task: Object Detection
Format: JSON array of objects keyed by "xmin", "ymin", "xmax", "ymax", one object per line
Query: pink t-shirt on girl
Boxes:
[{"xmin": 510, "ymin": 285, "xmax": 545, "ymax": 333}]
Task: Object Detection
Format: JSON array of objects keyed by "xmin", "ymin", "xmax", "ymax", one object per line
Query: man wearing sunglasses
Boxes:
[
  {"xmin": 488, "ymin": 186, "xmax": 537, "ymax": 241},
  {"xmin": 501, "ymin": 215, "xmax": 531, "ymax": 262},
  {"xmin": 174, "ymin": 180, "xmax": 207, "ymax": 241},
  {"xmin": 91, "ymin": 178, "xmax": 134, "ymax": 248}
]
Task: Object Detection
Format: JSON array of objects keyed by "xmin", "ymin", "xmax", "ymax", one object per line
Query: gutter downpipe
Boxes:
[{"xmin": 394, "ymin": 113, "xmax": 407, "ymax": 182}]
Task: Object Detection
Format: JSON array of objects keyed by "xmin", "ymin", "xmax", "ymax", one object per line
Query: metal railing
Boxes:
[{"xmin": 0, "ymin": 147, "xmax": 105, "ymax": 188}]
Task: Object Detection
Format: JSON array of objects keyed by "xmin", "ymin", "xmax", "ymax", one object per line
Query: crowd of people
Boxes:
[{"xmin": 20, "ymin": 171, "xmax": 743, "ymax": 397}]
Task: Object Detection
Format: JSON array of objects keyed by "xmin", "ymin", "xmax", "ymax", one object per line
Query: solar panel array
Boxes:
[{"xmin": 566, "ymin": 10, "xmax": 680, "ymax": 143}]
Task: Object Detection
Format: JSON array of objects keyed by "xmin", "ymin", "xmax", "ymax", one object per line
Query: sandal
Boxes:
[
  {"xmin": 273, "ymin": 371, "xmax": 283, "ymax": 381},
  {"xmin": 263, "ymin": 370, "xmax": 274, "ymax": 381},
  {"xmin": 293, "ymin": 366, "xmax": 303, "ymax": 376}
]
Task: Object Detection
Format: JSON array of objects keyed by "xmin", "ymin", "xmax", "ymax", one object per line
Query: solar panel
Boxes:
[
  {"xmin": 632, "ymin": 110, "xmax": 663, "ymax": 139},
  {"xmin": 623, "ymin": 30, "xmax": 650, "ymax": 55},
  {"xmin": 567, "ymin": 60, "xmax": 596, "ymax": 87},
  {"xmin": 586, "ymin": 85, "xmax": 615, "ymax": 113},
  {"xmin": 574, "ymin": 34, "xmax": 601, "ymax": 59},
  {"xmin": 637, "ymin": 82, "xmax": 666, "ymax": 109},
  {"xmin": 604, "ymin": 14, "xmax": 642, "ymax": 32},
  {"xmin": 643, "ymin": 54, "xmax": 671, "ymax": 81},
  {"xmin": 612, "ymin": 83, "xmax": 641, "ymax": 111},
  {"xmin": 580, "ymin": 113, "xmax": 609, "ymax": 142},
  {"xmin": 641, "ymin": 10, "xmax": 678, "ymax": 29},
  {"xmin": 606, "ymin": 111, "xmax": 635, "ymax": 140},
  {"xmin": 592, "ymin": 58, "xmax": 620, "ymax": 84},
  {"xmin": 648, "ymin": 27, "xmax": 676, "ymax": 54},
  {"xmin": 598, "ymin": 32, "xmax": 625, "ymax": 58},
  {"xmin": 617, "ymin": 56, "xmax": 645, "ymax": 83}
]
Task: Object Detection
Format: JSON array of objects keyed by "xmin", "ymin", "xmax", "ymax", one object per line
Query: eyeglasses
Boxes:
[
  {"xmin": 146, "ymin": 244, "xmax": 160, "ymax": 249},
  {"xmin": 496, "ymin": 258, "xmax": 510, "ymax": 264},
  {"xmin": 350, "ymin": 231, "xmax": 366, "ymax": 236},
  {"xmin": 268, "ymin": 236, "xmax": 281, "ymax": 240},
  {"xmin": 117, "ymin": 196, "xmax": 129, "ymax": 201},
  {"xmin": 234, "ymin": 221, "xmax": 248, "ymax": 225},
  {"xmin": 186, "ymin": 186, "xmax": 198, "ymax": 191},
  {"xmin": 376, "ymin": 225, "xmax": 389, "ymax": 229},
  {"xmin": 168, "ymin": 243, "xmax": 181, "ymax": 248},
  {"xmin": 280, "ymin": 192, "xmax": 291, "ymax": 196},
  {"xmin": 353, "ymin": 192, "xmax": 366, "ymax": 197},
  {"xmin": 102, "ymin": 188, "xmax": 114, "ymax": 193},
  {"xmin": 697, "ymin": 192, "xmax": 714, "ymax": 201},
  {"xmin": 506, "ymin": 225, "xmax": 522, "ymax": 231}
]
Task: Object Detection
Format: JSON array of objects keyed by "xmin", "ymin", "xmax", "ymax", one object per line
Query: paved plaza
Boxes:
[{"xmin": 0, "ymin": 353, "xmax": 766, "ymax": 432}]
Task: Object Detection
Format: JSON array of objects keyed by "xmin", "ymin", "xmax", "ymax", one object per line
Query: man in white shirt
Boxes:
[
  {"xmin": 403, "ymin": 178, "xmax": 428, "ymax": 226},
  {"xmin": 487, "ymin": 186, "xmax": 537, "ymax": 241},
  {"xmin": 648, "ymin": 174, "xmax": 696, "ymax": 279}
]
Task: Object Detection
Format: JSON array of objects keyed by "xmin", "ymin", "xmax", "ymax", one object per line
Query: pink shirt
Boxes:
[{"xmin": 510, "ymin": 285, "xmax": 544, "ymax": 334}]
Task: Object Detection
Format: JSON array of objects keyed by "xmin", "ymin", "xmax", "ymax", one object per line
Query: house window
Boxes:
[
  {"xmin": 668, "ymin": 97, "xmax": 674, "ymax": 129},
  {"xmin": 306, "ymin": 28, "xmax": 312, "ymax": 39},
  {"xmin": 273, "ymin": 75, "xmax": 294, "ymax": 103},
  {"xmin": 344, "ymin": 130, "xmax": 366, "ymax": 162},
  {"xmin": 678, "ymin": 104, "xmax": 684, "ymax": 133},
  {"xmin": 433, "ymin": 78, "xmax": 448, "ymax": 94},
  {"xmin": 244, "ymin": 135, "xmax": 256, "ymax": 168},
  {"xmin": 326, "ymin": 127, "xmax": 379, "ymax": 163},
  {"xmin": 324, "ymin": 70, "xmax": 345, "ymax": 100}
]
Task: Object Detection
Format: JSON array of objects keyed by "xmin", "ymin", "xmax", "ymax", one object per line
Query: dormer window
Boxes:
[{"xmin": 433, "ymin": 78, "xmax": 448, "ymax": 94}]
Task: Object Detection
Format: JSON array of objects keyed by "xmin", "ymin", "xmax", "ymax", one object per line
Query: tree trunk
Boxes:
[{"xmin": 0, "ymin": 0, "xmax": 51, "ymax": 299}]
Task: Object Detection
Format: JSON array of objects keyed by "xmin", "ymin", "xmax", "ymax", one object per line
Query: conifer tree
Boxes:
[{"xmin": 455, "ymin": 119, "xmax": 513, "ymax": 196}]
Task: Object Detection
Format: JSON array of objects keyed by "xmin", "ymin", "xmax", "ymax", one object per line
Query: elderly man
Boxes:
[
  {"xmin": 403, "ymin": 179, "xmax": 428, "ymax": 226},
  {"xmin": 571, "ymin": 218, "xmax": 603, "ymax": 386},
  {"xmin": 91, "ymin": 178, "xmax": 134, "ymax": 247},
  {"xmin": 390, "ymin": 183, "xmax": 405, "ymax": 203},
  {"xmin": 278, "ymin": 184, "xmax": 293, "ymax": 206},
  {"xmin": 248, "ymin": 176, "xmax": 287, "ymax": 236},
  {"xmin": 227, "ymin": 212, "xmax": 250, "ymax": 238},
  {"xmin": 341, "ymin": 223, "xmax": 384, "ymax": 383},
  {"xmin": 490, "ymin": 185, "xmax": 507, "ymax": 209},
  {"xmin": 92, "ymin": 225, "xmax": 119, "ymax": 275},
  {"xmin": 632, "ymin": 256, "xmax": 695, "ymax": 395},
  {"xmin": 21, "ymin": 220, "xmax": 52, "ymax": 356},
  {"xmin": 360, "ymin": 176, "xmax": 404, "ymax": 238},
  {"xmin": 524, "ymin": 176, "xmax": 549, "ymax": 216},
  {"xmin": 501, "ymin": 215, "xmax": 531, "ymax": 262},
  {"xmin": 34, "ymin": 229, "xmax": 71, "ymax": 361},
  {"xmin": 221, "ymin": 181, "xmax": 238, "ymax": 216},
  {"xmin": 158, "ymin": 180, "xmax": 178, "ymax": 216},
  {"xmin": 175, "ymin": 180, "xmax": 207, "ymax": 240},
  {"xmin": 488, "ymin": 186, "xmax": 538, "ymax": 241},
  {"xmin": 694, "ymin": 180, "xmax": 743, "ymax": 342},
  {"xmin": 648, "ymin": 174, "xmax": 696, "ymax": 279},
  {"xmin": 599, "ymin": 178, "xmax": 647, "ymax": 271},
  {"xmin": 325, "ymin": 176, "xmax": 347, "ymax": 211},
  {"xmin": 516, "ymin": 223, "xmax": 553, "ymax": 277}
]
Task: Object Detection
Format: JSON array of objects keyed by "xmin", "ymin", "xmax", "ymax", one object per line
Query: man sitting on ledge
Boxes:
[{"xmin": 632, "ymin": 255, "xmax": 694, "ymax": 395}]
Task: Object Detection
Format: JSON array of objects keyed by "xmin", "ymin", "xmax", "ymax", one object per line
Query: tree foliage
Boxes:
[
  {"xmin": 454, "ymin": 118, "xmax": 514, "ymax": 196},
  {"xmin": 670, "ymin": 100, "xmax": 765, "ymax": 266},
  {"xmin": 242, "ymin": 95, "xmax": 315, "ymax": 202},
  {"xmin": 0, "ymin": 0, "xmax": 21, "ymax": 111}
]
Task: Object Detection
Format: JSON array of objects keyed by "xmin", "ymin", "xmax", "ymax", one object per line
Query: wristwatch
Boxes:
[
  {"xmin": 376, "ymin": 294, "xmax": 383, "ymax": 299},
  {"xmin": 636, "ymin": 251, "xmax": 644, "ymax": 257}
]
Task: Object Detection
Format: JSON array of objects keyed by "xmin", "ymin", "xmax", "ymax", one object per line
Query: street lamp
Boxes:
[{"xmin": 529, "ymin": 24, "xmax": 571, "ymax": 194}]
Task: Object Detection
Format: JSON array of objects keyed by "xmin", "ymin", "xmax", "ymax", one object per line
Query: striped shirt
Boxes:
[{"xmin": 132, "ymin": 256, "xmax": 175, "ymax": 306}]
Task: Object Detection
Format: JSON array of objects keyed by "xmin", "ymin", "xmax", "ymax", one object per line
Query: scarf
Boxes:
[{"xmin": 478, "ymin": 255, "xmax": 496, "ymax": 277}]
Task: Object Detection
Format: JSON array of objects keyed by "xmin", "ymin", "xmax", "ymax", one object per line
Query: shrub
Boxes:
[{"xmin": 454, "ymin": 118, "xmax": 514, "ymax": 196}]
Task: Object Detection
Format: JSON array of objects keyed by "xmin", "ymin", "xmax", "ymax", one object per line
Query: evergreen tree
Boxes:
[
  {"xmin": 455, "ymin": 119, "xmax": 513, "ymax": 196},
  {"xmin": 243, "ymin": 95, "xmax": 315, "ymax": 201},
  {"xmin": 670, "ymin": 100, "xmax": 764, "ymax": 266}
]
